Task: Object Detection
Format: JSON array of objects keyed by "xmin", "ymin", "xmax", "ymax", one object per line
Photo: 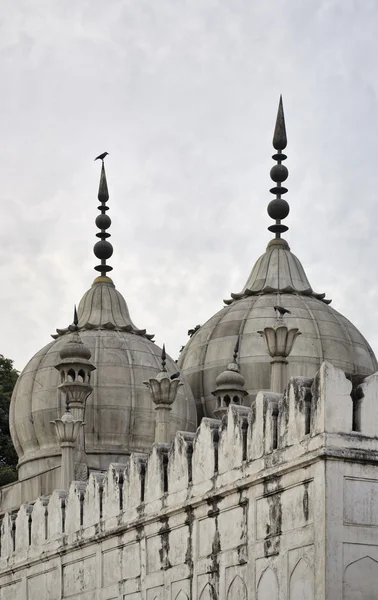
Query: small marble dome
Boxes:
[
  {"xmin": 178, "ymin": 238, "xmax": 377, "ymax": 419},
  {"xmin": 215, "ymin": 361, "xmax": 245, "ymax": 391},
  {"xmin": 10, "ymin": 278, "xmax": 197, "ymax": 480}
]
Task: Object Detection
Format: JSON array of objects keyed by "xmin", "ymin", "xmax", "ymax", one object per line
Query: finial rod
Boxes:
[
  {"xmin": 161, "ymin": 344, "xmax": 167, "ymax": 372},
  {"xmin": 94, "ymin": 157, "xmax": 113, "ymax": 277},
  {"xmin": 233, "ymin": 336, "xmax": 240, "ymax": 362},
  {"xmin": 73, "ymin": 305, "xmax": 79, "ymax": 329},
  {"xmin": 267, "ymin": 96, "xmax": 290, "ymax": 239}
]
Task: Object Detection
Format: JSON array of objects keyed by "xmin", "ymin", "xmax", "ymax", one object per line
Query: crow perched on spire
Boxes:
[{"xmin": 94, "ymin": 152, "xmax": 109, "ymax": 162}]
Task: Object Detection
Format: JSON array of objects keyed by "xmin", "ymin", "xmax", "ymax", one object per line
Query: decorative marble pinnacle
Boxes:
[
  {"xmin": 267, "ymin": 95, "xmax": 290, "ymax": 239},
  {"xmin": 94, "ymin": 158, "xmax": 113, "ymax": 277},
  {"xmin": 52, "ymin": 410, "xmax": 83, "ymax": 445},
  {"xmin": 144, "ymin": 346, "xmax": 183, "ymax": 443},
  {"xmin": 258, "ymin": 312, "xmax": 301, "ymax": 393}
]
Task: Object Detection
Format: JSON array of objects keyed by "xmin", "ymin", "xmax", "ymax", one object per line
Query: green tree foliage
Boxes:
[{"xmin": 0, "ymin": 355, "xmax": 18, "ymax": 486}]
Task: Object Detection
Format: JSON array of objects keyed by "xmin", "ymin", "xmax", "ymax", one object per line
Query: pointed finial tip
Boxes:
[
  {"xmin": 273, "ymin": 95, "xmax": 287, "ymax": 151},
  {"xmin": 73, "ymin": 305, "xmax": 78, "ymax": 328},
  {"xmin": 161, "ymin": 344, "xmax": 167, "ymax": 371}
]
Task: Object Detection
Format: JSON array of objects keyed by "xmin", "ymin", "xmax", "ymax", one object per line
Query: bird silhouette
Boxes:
[
  {"xmin": 188, "ymin": 324, "xmax": 201, "ymax": 337},
  {"xmin": 94, "ymin": 152, "xmax": 109, "ymax": 162},
  {"xmin": 274, "ymin": 305, "xmax": 291, "ymax": 316}
]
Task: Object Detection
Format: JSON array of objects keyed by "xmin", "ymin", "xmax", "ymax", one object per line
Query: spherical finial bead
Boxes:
[
  {"xmin": 96, "ymin": 214, "xmax": 111, "ymax": 230},
  {"xmin": 270, "ymin": 164, "xmax": 288, "ymax": 183},
  {"xmin": 94, "ymin": 240, "xmax": 113, "ymax": 260},
  {"xmin": 267, "ymin": 198, "xmax": 290, "ymax": 220}
]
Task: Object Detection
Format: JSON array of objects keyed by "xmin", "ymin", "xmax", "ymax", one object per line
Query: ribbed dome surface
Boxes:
[
  {"xmin": 179, "ymin": 240, "xmax": 377, "ymax": 419},
  {"xmin": 10, "ymin": 281, "xmax": 197, "ymax": 480},
  {"xmin": 55, "ymin": 279, "xmax": 153, "ymax": 338},
  {"xmin": 226, "ymin": 238, "xmax": 330, "ymax": 303}
]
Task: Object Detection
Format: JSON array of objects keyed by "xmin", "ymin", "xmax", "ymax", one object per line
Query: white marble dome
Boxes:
[
  {"xmin": 10, "ymin": 278, "xmax": 197, "ymax": 480},
  {"xmin": 179, "ymin": 238, "xmax": 377, "ymax": 419}
]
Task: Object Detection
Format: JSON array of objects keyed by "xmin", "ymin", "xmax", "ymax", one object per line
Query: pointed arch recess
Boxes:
[
  {"xmin": 227, "ymin": 574, "xmax": 247, "ymax": 599},
  {"xmin": 199, "ymin": 581, "xmax": 217, "ymax": 600},
  {"xmin": 290, "ymin": 558, "xmax": 314, "ymax": 600},
  {"xmin": 257, "ymin": 567, "xmax": 278, "ymax": 600},
  {"xmin": 344, "ymin": 556, "xmax": 378, "ymax": 600}
]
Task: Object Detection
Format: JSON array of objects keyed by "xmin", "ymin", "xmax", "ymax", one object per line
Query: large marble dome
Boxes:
[
  {"xmin": 179, "ymin": 98, "xmax": 377, "ymax": 419},
  {"xmin": 179, "ymin": 238, "xmax": 377, "ymax": 419},
  {"xmin": 10, "ymin": 278, "xmax": 197, "ymax": 481},
  {"xmin": 9, "ymin": 163, "xmax": 197, "ymax": 483}
]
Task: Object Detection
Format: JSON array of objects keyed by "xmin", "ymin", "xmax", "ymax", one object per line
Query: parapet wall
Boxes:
[{"xmin": 1, "ymin": 361, "xmax": 378, "ymax": 599}]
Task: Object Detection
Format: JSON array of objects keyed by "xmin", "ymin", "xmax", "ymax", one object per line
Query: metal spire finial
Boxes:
[
  {"xmin": 273, "ymin": 95, "xmax": 287, "ymax": 150},
  {"xmin": 93, "ymin": 157, "xmax": 113, "ymax": 277},
  {"xmin": 267, "ymin": 96, "xmax": 290, "ymax": 239},
  {"xmin": 73, "ymin": 305, "xmax": 79, "ymax": 329},
  {"xmin": 233, "ymin": 336, "xmax": 240, "ymax": 362},
  {"xmin": 161, "ymin": 344, "xmax": 167, "ymax": 372}
]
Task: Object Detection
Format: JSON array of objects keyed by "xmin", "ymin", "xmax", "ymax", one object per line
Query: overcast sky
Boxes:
[{"xmin": 1, "ymin": 0, "xmax": 378, "ymax": 371}]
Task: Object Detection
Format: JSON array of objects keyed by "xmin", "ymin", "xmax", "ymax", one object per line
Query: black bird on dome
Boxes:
[
  {"xmin": 274, "ymin": 305, "xmax": 291, "ymax": 317},
  {"xmin": 188, "ymin": 324, "xmax": 201, "ymax": 338},
  {"xmin": 94, "ymin": 152, "xmax": 109, "ymax": 162}
]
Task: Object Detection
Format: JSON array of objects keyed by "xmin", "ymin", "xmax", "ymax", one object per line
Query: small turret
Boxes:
[
  {"xmin": 55, "ymin": 307, "xmax": 96, "ymax": 412},
  {"xmin": 212, "ymin": 337, "xmax": 248, "ymax": 419}
]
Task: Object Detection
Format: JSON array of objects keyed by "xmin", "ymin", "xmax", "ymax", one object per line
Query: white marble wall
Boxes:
[{"xmin": 1, "ymin": 362, "xmax": 378, "ymax": 599}]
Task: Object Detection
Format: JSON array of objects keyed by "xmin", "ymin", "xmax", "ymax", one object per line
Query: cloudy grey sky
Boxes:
[{"xmin": 1, "ymin": 0, "xmax": 378, "ymax": 371}]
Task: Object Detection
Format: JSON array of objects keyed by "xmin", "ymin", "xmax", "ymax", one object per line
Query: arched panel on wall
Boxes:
[
  {"xmin": 344, "ymin": 556, "xmax": 378, "ymax": 600},
  {"xmin": 199, "ymin": 582, "xmax": 217, "ymax": 600},
  {"xmin": 175, "ymin": 592, "xmax": 189, "ymax": 600},
  {"xmin": 257, "ymin": 567, "xmax": 279, "ymax": 600},
  {"xmin": 290, "ymin": 558, "xmax": 314, "ymax": 600},
  {"xmin": 227, "ymin": 575, "xmax": 247, "ymax": 599}
]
